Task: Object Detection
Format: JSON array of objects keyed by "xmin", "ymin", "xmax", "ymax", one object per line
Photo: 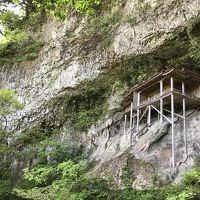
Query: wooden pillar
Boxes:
[
  {"xmin": 132, "ymin": 93, "xmax": 135, "ymax": 129},
  {"xmin": 147, "ymin": 105, "xmax": 151, "ymax": 126},
  {"xmin": 182, "ymin": 81, "xmax": 187, "ymax": 155},
  {"xmin": 171, "ymin": 77, "xmax": 175, "ymax": 168},
  {"xmin": 124, "ymin": 114, "xmax": 127, "ymax": 134},
  {"xmin": 136, "ymin": 92, "xmax": 140, "ymax": 140},
  {"xmin": 130, "ymin": 102, "xmax": 133, "ymax": 130},
  {"xmin": 160, "ymin": 80, "xmax": 163, "ymax": 124}
]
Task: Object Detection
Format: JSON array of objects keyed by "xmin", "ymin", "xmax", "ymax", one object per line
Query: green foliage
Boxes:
[
  {"xmin": 11, "ymin": 138, "xmax": 85, "ymax": 199},
  {"xmin": 0, "ymin": 31, "xmax": 44, "ymax": 64},
  {"xmin": 0, "ymin": 180, "xmax": 13, "ymax": 200},
  {"xmin": 164, "ymin": 168, "xmax": 200, "ymax": 200},
  {"xmin": 16, "ymin": 160, "xmax": 200, "ymax": 200},
  {"xmin": 0, "ymin": 89, "xmax": 22, "ymax": 117},
  {"xmin": 121, "ymin": 165, "xmax": 136, "ymax": 187},
  {"xmin": 13, "ymin": 127, "xmax": 47, "ymax": 147},
  {"xmin": 182, "ymin": 168, "xmax": 200, "ymax": 187},
  {"xmin": 0, "ymin": 89, "xmax": 23, "ymax": 200},
  {"xmin": 10, "ymin": 151, "xmax": 200, "ymax": 200},
  {"xmin": 150, "ymin": 19, "xmax": 200, "ymax": 71},
  {"xmin": 115, "ymin": 188, "xmax": 167, "ymax": 200},
  {"xmin": 15, "ymin": 160, "xmax": 112, "ymax": 200},
  {"xmin": 0, "ymin": 11, "xmax": 23, "ymax": 31},
  {"xmin": 36, "ymin": 140, "xmax": 84, "ymax": 164},
  {"xmin": 0, "ymin": 159, "xmax": 24, "ymax": 200},
  {"xmin": 70, "ymin": 87, "xmax": 108, "ymax": 130},
  {"xmin": 166, "ymin": 190, "xmax": 196, "ymax": 200},
  {"xmin": 0, "ymin": 89, "xmax": 22, "ymax": 156},
  {"xmin": 13, "ymin": 133, "xmax": 84, "ymax": 164},
  {"xmin": 0, "ymin": 177, "xmax": 23, "ymax": 200},
  {"xmin": 33, "ymin": 0, "xmax": 102, "ymax": 19},
  {"xmin": 51, "ymin": 81, "xmax": 111, "ymax": 131},
  {"xmin": 0, "ymin": 10, "xmax": 44, "ymax": 64},
  {"xmin": 12, "ymin": 114, "xmax": 66, "ymax": 149},
  {"xmin": 49, "ymin": 53, "xmax": 161, "ymax": 132},
  {"xmin": 73, "ymin": 0, "xmax": 102, "ymax": 15},
  {"xmin": 23, "ymin": 165, "xmax": 55, "ymax": 186},
  {"xmin": 14, "ymin": 186, "xmax": 55, "ymax": 200},
  {"xmin": 23, "ymin": 10, "xmax": 47, "ymax": 31},
  {"xmin": 78, "ymin": 10, "xmax": 122, "ymax": 52}
]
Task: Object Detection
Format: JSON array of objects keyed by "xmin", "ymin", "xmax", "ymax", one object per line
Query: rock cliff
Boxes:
[{"xmin": 2, "ymin": 0, "xmax": 200, "ymax": 188}]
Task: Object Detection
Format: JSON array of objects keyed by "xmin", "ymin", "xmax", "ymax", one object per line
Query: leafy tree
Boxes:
[
  {"xmin": 33, "ymin": 0, "xmax": 102, "ymax": 19},
  {"xmin": 0, "ymin": 89, "xmax": 22, "ymax": 199},
  {"xmin": 15, "ymin": 160, "xmax": 112, "ymax": 200},
  {"xmin": 0, "ymin": 11, "xmax": 22, "ymax": 31},
  {"xmin": 0, "ymin": 89, "xmax": 22, "ymax": 129},
  {"xmin": 0, "ymin": 0, "xmax": 35, "ymax": 17},
  {"xmin": 1, "ymin": 0, "xmax": 102, "ymax": 20}
]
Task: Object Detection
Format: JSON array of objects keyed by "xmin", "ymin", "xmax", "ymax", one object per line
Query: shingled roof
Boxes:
[{"xmin": 124, "ymin": 67, "xmax": 200, "ymax": 104}]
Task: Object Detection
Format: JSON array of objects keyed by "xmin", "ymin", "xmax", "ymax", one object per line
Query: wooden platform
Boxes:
[{"xmin": 123, "ymin": 67, "xmax": 200, "ymax": 168}]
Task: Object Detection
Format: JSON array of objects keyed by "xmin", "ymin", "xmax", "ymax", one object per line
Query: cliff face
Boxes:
[{"xmin": 2, "ymin": 0, "xmax": 200, "ymax": 188}]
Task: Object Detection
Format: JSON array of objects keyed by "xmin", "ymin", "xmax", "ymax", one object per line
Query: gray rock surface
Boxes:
[{"xmin": 1, "ymin": 0, "xmax": 200, "ymax": 188}]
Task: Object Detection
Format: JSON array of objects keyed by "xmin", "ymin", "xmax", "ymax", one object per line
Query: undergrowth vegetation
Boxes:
[
  {"xmin": 14, "ymin": 160, "xmax": 113, "ymax": 200},
  {"xmin": 46, "ymin": 52, "xmax": 161, "ymax": 131},
  {"xmin": 13, "ymin": 158, "xmax": 200, "ymax": 200},
  {"xmin": 1, "ymin": 89, "xmax": 200, "ymax": 200},
  {"xmin": 0, "ymin": 89, "xmax": 23, "ymax": 199},
  {"xmin": 49, "ymin": 79, "xmax": 113, "ymax": 131}
]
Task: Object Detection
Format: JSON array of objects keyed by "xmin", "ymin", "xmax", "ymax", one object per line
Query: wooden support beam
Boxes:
[
  {"xmin": 163, "ymin": 108, "xmax": 184, "ymax": 120},
  {"xmin": 139, "ymin": 106, "xmax": 148, "ymax": 122},
  {"xmin": 136, "ymin": 92, "xmax": 140, "ymax": 140},
  {"xmin": 160, "ymin": 80, "xmax": 163, "ymax": 124},
  {"xmin": 182, "ymin": 81, "xmax": 187, "ymax": 155},
  {"xmin": 148, "ymin": 105, "xmax": 151, "ymax": 126},
  {"xmin": 130, "ymin": 102, "xmax": 133, "ymax": 130},
  {"xmin": 171, "ymin": 77, "xmax": 174, "ymax": 92},
  {"xmin": 132, "ymin": 92, "xmax": 135, "ymax": 130},
  {"xmin": 182, "ymin": 81, "xmax": 185, "ymax": 95},
  {"xmin": 124, "ymin": 114, "xmax": 127, "ymax": 135},
  {"xmin": 151, "ymin": 105, "xmax": 172, "ymax": 123},
  {"xmin": 171, "ymin": 77, "xmax": 175, "ymax": 168},
  {"xmin": 139, "ymin": 92, "xmax": 172, "ymax": 109}
]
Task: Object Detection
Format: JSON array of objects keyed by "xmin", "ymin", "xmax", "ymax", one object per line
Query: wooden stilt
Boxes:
[
  {"xmin": 160, "ymin": 80, "xmax": 163, "ymax": 124},
  {"xmin": 132, "ymin": 93, "xmax": 135, "ymax": 129},
  {"xmin": 130, "ymin": 102, "xmax": 133, "ymax": 130},
  {"xmin": 182, "ymin": 81, "xmax": 187, "ymax": 155},
  {"xmin": 171, "ymin": 77, "xmax": 175, "ymax": 168},
  {"xmin": 136, "ymin": 92, "xmax": 140, "ymax": 140},
  {"xmin": 147, "ymin": 105, "xmax": 151, "ymax": 126},
  {"xmin": 124, "ymin": 114, "xmax": 127, "ymax": 135}
]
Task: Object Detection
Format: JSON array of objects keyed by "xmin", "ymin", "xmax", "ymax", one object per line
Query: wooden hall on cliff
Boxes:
[{"xmin": 123, "ymin": 67, "xmax": 200, "ymax": 168}]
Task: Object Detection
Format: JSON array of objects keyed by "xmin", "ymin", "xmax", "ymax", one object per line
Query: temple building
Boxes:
[{"xmin": 123, "ymin": 67, "xmax": 200, "ymax": 168}]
